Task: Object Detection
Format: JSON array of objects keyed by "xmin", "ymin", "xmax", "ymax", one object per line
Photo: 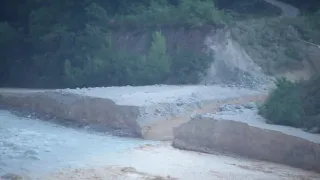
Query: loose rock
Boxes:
[{"xmin": 244, "ymin": 102, "xmax": 257, "ymax": 109}]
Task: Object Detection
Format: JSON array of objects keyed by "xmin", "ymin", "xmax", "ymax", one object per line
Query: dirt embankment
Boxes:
[
  {"xmin": 172, "ymin": 107, "xmax": 320, "ymax": 173},
  {"xmin": 173, "ymin": 119, "xmax": 320, "ymax": 173},
  {"xmin": 0, "ymin": 90, "xmax": 143, "ymax": 137},
  {"xmin": 142, "ymin": 94, "xmax": 267, "ymax": 140},
  {"xmin": 5, "ymin": 85, "xmax": 320, "ymax": 175},
  {"xmin": 0, "ymin": 86, "xmax": 266, "ymax": 140}
]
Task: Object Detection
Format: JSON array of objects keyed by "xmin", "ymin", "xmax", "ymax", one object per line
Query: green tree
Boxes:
[{"xmin": 144, "ymin": 31, "xmax": 171, "ymax": 84}]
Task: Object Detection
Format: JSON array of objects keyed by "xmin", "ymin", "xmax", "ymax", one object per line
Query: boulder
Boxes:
[{"xmin": 172, "ymin": 116, "xmax": 320, "ymax": 173}]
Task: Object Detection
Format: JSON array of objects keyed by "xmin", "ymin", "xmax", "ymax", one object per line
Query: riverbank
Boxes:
[{"xmin": 1, "ymin": 110, "xmax": 320, "ymax": 180}]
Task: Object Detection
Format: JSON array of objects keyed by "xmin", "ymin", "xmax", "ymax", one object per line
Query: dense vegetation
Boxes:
[
  {"xmin": 0, "ymin": 0, "xmax": 319, "ymax": 88},
  {"xmin": 0, "ymin": 0, "xmax": 288, "ymax": 88},
  {"xmin": 1, "ymin": 0, "xmax": 222, "ymax": 88},
  {"xmin": 259, "ymin": 76, "xmax": 320, "ymax": 133}
]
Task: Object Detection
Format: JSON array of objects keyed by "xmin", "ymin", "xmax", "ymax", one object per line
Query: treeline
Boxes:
[
  {"xmin": 0, "ymin": 0, "xmax": 318, "ymax": 88},
  {"xmin": 0, "ymin": 0, "xmax": 221, "ymax": 88},
  {"xmin": 0, "ymin": 0, "xmax": 287, "ymax": 88}
]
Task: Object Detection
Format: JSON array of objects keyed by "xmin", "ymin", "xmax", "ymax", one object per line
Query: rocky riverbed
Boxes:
[
  {"xmin": 1, "ymin": 110, "xmax": 320, "ymax": 180},
  {"xmin": 0, "ymin": 85, "xmax": 266, "ymax": 139},
  {"xmin": 0, "ymin": 84, "xmax": 319, "ymax": 179}
]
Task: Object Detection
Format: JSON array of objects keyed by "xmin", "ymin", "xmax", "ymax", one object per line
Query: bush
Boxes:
[
  {"xmin": 259, "ymin": 76, "xmax": 320, "ymax": 133},
  {"xmin": 259, "ymin": 78, "xmax": 304, "ymax": 127},
  {"xmin": 300, "ymin": 75, "xmax": 320, "ymax": 116}
]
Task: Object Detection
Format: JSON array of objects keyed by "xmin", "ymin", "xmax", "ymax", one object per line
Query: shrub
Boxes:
[
  {"xmin": 259, "ymin": 78, "xmax": 304, "ymax": 127},
  {"xmin": 259, "ymin": 76, "xmax": 320, "ymax": 133},
  {"xmin": 300, "ymin": 75, "xmax": 320, "ymax": 116}
]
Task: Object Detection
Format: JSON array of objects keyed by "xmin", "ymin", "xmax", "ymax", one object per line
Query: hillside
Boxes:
[
  {"xmin": 1, "ymin": 1, "xmax": 320, "ymax": 178},
  {"xmin": 0, "ymin": 0, "xmax": 319, "ymax": 88}
]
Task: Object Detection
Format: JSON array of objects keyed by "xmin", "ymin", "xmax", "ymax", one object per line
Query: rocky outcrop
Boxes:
[
  {"xmin": 172, "ymin": 116, "xmax": 320, "ymax": 173},
  {"xmin": 0, "ymin": 91, "xmax": 142, "ymax": 137}
]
